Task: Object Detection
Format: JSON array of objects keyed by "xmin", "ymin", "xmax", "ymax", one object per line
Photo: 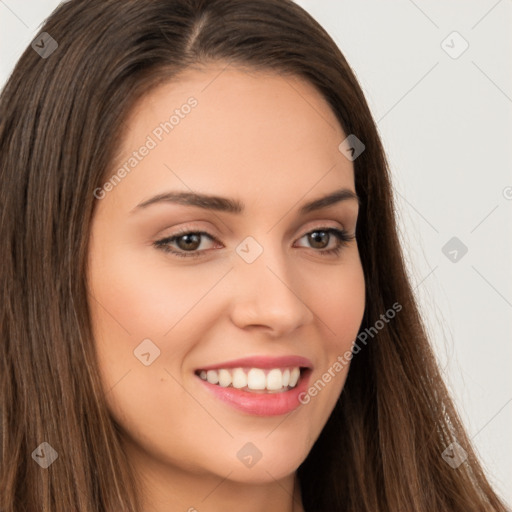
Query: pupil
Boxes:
[
  {"xmin": 310, "ymin": 231, "xmax": 328, "ymax": 248},
  {"xmin": 178, "ymin": 234, "xmax": 200, "ymax": 250}
]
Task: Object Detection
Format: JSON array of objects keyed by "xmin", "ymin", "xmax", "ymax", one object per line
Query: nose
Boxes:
[{"xmin": 229, "ymin": 245, "xmax": 314, "ymax": 337}]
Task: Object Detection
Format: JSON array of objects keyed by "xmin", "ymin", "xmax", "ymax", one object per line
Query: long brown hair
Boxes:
[{"xmin": 0, "ymin": 1, "xmax": 508, "ymax": 510}]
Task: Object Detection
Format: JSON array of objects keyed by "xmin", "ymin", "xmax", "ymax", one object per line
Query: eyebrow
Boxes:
[{"xmin": 132, "ymin": 187, "xmax": 360, "ymax": 215}]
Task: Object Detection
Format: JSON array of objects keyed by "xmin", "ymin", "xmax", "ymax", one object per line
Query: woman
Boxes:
[{"xmin": 0, "ymin": 1, "xmax": 508, "ymax": 511}]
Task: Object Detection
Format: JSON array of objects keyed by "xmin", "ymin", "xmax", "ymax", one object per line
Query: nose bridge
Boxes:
[{"xmin": 229, "ymin": 235, "xmax": 314, "ymax": 333}]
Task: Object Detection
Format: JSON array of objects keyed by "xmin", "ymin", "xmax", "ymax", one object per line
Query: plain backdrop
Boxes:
[{"xmin": 1, "ymin": 0, "xmax": 511, "ymax": 504}]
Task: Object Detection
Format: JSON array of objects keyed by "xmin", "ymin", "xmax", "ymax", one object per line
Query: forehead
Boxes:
[{"xmin": 106, "ymin": 65, "xmax": 355, "ymax": 212}]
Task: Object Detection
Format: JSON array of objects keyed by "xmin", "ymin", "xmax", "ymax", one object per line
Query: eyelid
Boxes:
[
  {"xmin": 155, "ymin": 219, "xmax": 347, "ymax": 245},
  {"xmin": 155, "ymin": 222, "xmax": 220, "ymax": 240},
  {"xmin": 296, "ymin": 219, "xmax": 347, "ymax": 237}
]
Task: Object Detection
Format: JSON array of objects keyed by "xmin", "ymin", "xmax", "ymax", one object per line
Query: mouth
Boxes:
[
  {"xmin": 193, "ymin": 355, "xmax": 313, "ymax": 416},
  {"xmin": 194, "ymin": 366, "xmax": 308, "ymax": 393}
]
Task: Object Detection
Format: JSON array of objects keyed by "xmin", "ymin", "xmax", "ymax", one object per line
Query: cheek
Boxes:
[
  {"xmin": 308, "ymin": 252, "xmax": 366, "ymax": 350},
  {"xmin": 86, "ymin": 235, "xmax": 234, "ymax": 415},
  {"xmin": 297, "ymin": 253, "xmax": 365, "ymax": 416},
  {"xmin": 88, "ymin": 236, "xmax": 227, "ymax": 341}
]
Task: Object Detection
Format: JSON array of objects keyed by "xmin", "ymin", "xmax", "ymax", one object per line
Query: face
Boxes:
[{"xmin": 87, "ymin": 65, "xmax": 365, "ymax": 493}]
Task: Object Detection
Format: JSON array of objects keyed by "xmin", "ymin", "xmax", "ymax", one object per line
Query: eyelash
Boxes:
[{"xmin": 153, "ymin": 226, "xmax": 355, "ymax": 259}]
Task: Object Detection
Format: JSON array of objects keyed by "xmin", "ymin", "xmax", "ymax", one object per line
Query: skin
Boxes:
[{"xmin": 87, "ymin": 64, "xmax": 366, "ymax": 512}]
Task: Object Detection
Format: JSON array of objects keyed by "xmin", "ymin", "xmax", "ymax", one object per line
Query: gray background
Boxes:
[{"xmin": 1, "ymin": 0, "xmax": 511, "ymax": 503}]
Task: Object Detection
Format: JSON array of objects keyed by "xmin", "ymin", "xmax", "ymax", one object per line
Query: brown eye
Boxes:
[
  {"xmin": 153, "ymin": 230, "xmax": 219, "ymax": 258},
  {"xmin": 307, "ymin": 231, "xmax": 330, "ymax": 249},
  {"xmin": 295, "ymin": 228, "xmax": 354, "ymax": 257},
  {"xmin": 175, "ymin": 233, "xmax": 202, "ymax": 251}
]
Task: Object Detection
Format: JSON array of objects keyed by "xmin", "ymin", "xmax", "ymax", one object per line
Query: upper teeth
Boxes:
[{"xmin": 198, "ymin": 367, "xmax": 301, "ymax": 391}]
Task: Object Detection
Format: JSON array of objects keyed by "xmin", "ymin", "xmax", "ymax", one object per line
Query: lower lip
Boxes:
[{"xmin": 196, "ymin": 369, "xmax": 312, "ymax": 416}]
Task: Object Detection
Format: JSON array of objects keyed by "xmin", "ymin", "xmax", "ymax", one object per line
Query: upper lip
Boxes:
[{"xmin": 196, "ymin": 355, "xmax": 313, "ymax": 371}]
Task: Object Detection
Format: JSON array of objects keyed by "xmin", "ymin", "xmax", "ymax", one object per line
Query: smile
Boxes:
[
  {"xmin": 193, "ymin": 355, "xmax": 313, "ymax": 416},
  {"xmin": 196, "ymin": 367, "xmax": 302, "ymax": 393}
]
